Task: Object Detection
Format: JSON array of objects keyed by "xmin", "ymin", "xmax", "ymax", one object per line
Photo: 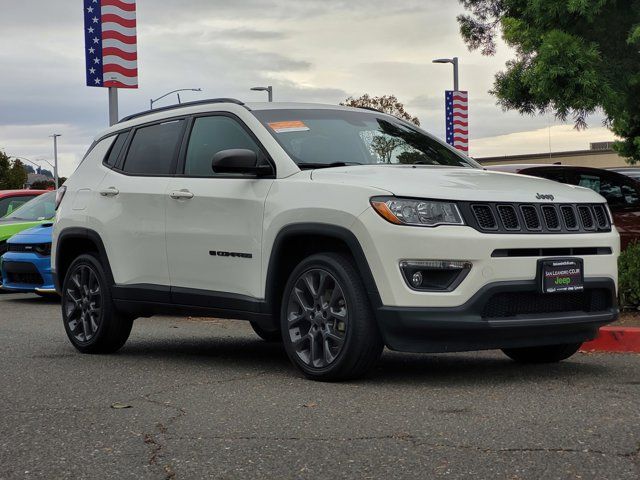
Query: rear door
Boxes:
[
  {"xmin": 165, "ymin": 114, "xmax": 274, "ymax": 304},
  {"xmin": 95, "ymin": 119, "xmax": 186, "ymax": 288}
]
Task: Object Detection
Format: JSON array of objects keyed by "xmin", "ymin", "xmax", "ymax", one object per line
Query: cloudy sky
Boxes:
[{"xmin": 0, "ymin": 0, "xmax": 614, "ymax": 176}]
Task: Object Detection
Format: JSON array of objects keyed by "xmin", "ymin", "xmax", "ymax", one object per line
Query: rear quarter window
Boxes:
[{"xmin": 122, "ymin": 120, "xmax": 185, "ymax": 175}]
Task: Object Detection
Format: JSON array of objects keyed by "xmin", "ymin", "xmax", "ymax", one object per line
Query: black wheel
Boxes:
[
  {"xmin": 281, "ymin": 252, "xmax": 383, "ymax": 381},
  {"xmin": 502, "ymin": 343, "xmax": 582, "ymax": 364},
  {"xmin": 250, "ymin": 321, "xmax": 282, "ymax": 342},
  {"xmin": 61, "ymin": 253, "xmax": 133, "ymax": 354}
]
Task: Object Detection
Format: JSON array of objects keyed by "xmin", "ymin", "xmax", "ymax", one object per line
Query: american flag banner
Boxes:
[
  {"xmin": 84, "ymin": 0, "xmax": 138, "ymax": 89},
  {"xmin": 445, "ymin": 90, "xmax": 468, "ymax": 153}
]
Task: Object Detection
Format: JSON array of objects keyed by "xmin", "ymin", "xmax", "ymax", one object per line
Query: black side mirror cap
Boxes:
[{"xmin": 211, "ymin": 149, "xmax": 273, "ymax": 176}]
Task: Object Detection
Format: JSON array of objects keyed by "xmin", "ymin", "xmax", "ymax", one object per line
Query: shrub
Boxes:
[{"xmin": 618, "ymin": 242, "xmax": 640, "ymax": 309}]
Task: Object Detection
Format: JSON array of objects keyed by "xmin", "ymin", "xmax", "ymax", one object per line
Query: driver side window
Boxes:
[{"xmin": 184, "ymin": 116, "xmax": 262, "ymax": 177}]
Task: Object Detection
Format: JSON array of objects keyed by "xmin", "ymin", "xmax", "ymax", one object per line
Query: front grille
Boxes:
[
  {"xmin": 492, "ymin": 247, "xmax": 612, "ymax": 257},
  {"xmin": 578, "ymin": 206, "xmax": 595, "ymax": 230},
  {"xmin": 463, "ymin": 203, "xmax": 611, "ymax": 234},
  {"xmin": 561, "ymin": 206, "xmax": 578, "ymax": 230},
  {"xmin": 541, "ymin": 206, "xmax": 560, "ymax": 230},
  {"xmin": 7, "ymin": 272, "xmax": 44, "ymax": 285},
  {"xmin": 497, "ymin": 205, "xmax": 519, "ymax": 230},
  {"xmin": 471, "ymin": 205, "xmax": 497, "ymax": 230},
  {"xmin": 3, "ymin": 261, "xmax": 44, "ymax": 286},
  {"xmin": 7, "ymin": 243, "xmax": 51, "ymax": 255},
  {"xmin": 481, "ymin": 289, "xmax": 611, "ymax": 318},
  {"xmin": 520, "ymin": 205, "xmax": 541, "ymax": 230},
  {"xmin": 592, "ymin": 205, "xmax": 609, "ymax": 229}
]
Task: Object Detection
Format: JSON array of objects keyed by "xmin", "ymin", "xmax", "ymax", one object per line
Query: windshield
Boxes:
[
  {"xmin": 3, "ymin": 191, "xmax": 56, "ymax": 221},
  {"xmin": 252, "ymin": 108, "xmax": 480, "ymax": 169}
]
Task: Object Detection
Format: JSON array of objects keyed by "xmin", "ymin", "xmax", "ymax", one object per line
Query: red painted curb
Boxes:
[{"xmin": 580, "ymin": 327, "xmax": 640, "ymax": 353}]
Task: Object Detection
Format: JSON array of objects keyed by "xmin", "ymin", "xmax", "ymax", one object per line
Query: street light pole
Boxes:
[
  {"xmin": 250, "ymin": 86, "xmax": 273, "ymax": 102},
  {"xmin": 432, "ymin": 57, "xmax": 459, "ymax": 91},
  {"xmin": 150, "ymin": 88, "xmax": 202, "ymax": 109},
  {"xmin": 50, "ymin": 134, "xmax": 61, "ymax": 189}
]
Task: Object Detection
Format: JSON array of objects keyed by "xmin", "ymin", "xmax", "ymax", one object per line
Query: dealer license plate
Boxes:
[{"xmin": 539, "ymin": 258, "xmax": 584, "ymax": 294}]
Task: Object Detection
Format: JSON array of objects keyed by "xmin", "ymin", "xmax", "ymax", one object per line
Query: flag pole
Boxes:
[{"xmin": 108, "ymin": 87, "xmax": 118, "ymax": 126}]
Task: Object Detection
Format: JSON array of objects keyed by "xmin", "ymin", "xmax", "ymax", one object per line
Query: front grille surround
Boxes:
[{"xmin": 460, "ymin": 202, "xmax": 611, "ymax": 234}]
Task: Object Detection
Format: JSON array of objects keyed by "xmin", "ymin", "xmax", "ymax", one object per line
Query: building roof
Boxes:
[{"xmin": 476, "ymin": 148, "xmax": 617, "ymax": 164}]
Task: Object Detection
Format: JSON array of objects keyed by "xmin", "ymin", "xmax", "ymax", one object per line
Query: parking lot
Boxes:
[{"xmin": 0, "ymin": 292, "xmax": 638, "ymax": 479}]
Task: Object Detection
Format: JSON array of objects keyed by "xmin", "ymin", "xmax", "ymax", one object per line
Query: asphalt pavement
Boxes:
[{"xmin": 1, "ymin": 292, "xmax": 639, "ymax": 480}]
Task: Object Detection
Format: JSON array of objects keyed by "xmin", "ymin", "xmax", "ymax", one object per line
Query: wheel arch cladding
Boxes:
[
  {"xmin": 55, "ymin": 228, "xmax": 114, "ymax": 293},
  {"xmin": 265, "ymin": 223, "xmax": 382, "ymax": 318}
]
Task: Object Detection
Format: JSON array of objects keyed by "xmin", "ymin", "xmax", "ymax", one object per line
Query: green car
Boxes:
[{"xmin": 0, "ymin": 191, "xmax": 56, "ymax": 287}]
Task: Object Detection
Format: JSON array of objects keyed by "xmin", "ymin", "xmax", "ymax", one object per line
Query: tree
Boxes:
[
  {"xmin": 457, "ymin": 0, "xmax": 640, "ymax": 163},
  {"xmin": 0, "ymin": 151, "xmax": 27, "ymax": 189},
  {"xmin": 341, "ymin": 94, "xmax": 421, "ymax": 126}
]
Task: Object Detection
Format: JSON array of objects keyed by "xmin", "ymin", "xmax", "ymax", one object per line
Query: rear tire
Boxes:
[
  {"xmin": 250, "ymin": 321, "xmax": 282, "ymax": 342},
  {"xmin": 281, "ymin": 252, "xmax": 383, "ymax": 381},
  {"xmin": 502, "ymin": 343, "xmax": 582, "ymax": 363},
  {"xmin": 61, "ymin": 253, "xmax": 133, "ymax": 354}
]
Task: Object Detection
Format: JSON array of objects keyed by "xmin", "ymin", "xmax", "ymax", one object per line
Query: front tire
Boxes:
[
  {"xmin": 281, "ymin": 252, "xmax": 383, "ymax": 381},
  {"xmin": 61, "ymin": 253, "xmax": 133, "ymax": 354},
  {"xmin": 502, "ymin": 343, "xmax": 582, "ymax": 363}
]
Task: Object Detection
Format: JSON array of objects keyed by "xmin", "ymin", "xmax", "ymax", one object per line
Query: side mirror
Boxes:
[{"xmin": 211, "ymin": 149, "xmax": 273, "ymax": 176}]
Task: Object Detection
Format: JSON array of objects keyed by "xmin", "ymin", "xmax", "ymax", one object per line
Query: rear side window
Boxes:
[
  {"xmin": 122, "ymin": 120, "xmax": 185, "ymax": 175},
  {"xmin": 104, "ymin": 133, "xmax": 128, "ymax": 168},
  {"xmin": 576, "ymin": 173, "xmax": 640, "ymax": 207},
  {"xmin": 184, "ymin": 116, "xmax": 263, "ymax": 177}
]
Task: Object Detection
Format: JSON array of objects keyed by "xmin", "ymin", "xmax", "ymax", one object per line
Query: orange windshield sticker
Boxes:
[{"xmin": 268, "ymin": 121, "xmax": 310, "ymax": 133}]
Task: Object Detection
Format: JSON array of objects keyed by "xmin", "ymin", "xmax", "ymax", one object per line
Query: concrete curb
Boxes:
[{"xmin": 581, "ymin": 327, "xmax": 640, "ymax": 353}]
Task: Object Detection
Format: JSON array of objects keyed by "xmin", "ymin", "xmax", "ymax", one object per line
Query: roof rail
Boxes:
[{"xmin": 118, "ymin": 98, "xmax": 246, "ymax": 124}]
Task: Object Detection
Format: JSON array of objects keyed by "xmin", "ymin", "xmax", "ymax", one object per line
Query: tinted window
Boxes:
[
  {"xmin": 184, "ymin": 116, "xmax": 262, "ymax": 176},
  {"xmin": 0, "ymin": 196, "xmax": 37, "ymax": 217},
  {"xmin": 3, "ymin": 191, "xmax": 56, "ymax": 221},
  {"xmin": 104, "ymin": 132, "xmax": 128, "ymax": 168},
  {"xmin": 123, "ymin": 120, "xmax": 185, "ymax": 175},
  {"xmin": 576, "ymin": 173, "xmax": 640, "ymax": 207}
]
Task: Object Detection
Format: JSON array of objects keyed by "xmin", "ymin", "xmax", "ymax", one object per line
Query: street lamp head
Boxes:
[
  {"xmin": 251, "ymin": 86, "xmax": 269, "ymax": 92},
  {"xmin": 432, "ymin": 58, "xmax": 454, "ymax": 64}
]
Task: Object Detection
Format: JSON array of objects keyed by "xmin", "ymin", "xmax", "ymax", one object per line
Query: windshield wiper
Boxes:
[{"xmin": 297, "ymin": 161, "xmax": 363, "ymax": 170}]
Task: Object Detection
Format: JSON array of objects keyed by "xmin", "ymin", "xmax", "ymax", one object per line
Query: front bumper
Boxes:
[
  {"xmin": 376, "ymin": 278, "xmax": 618, "ymax": 353},
  {"xmin": 1, "ymin": 252, "xmax": 54, "ymax": 292}
]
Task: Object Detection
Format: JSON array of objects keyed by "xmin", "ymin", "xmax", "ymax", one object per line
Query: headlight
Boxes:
[
  {"xmin": 370, "ymin": 196, "xmax": 464, "ymax": 227},
  {"xmin": 34, "ymin": 243, "xmax": 52, "ymax": 256}
]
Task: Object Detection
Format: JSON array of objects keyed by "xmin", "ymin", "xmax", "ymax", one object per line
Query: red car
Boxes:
[
  {"xmin": 0, "ymin": 190, "xmax": 49, "ymax": 218},
  {"xmin": 486, "ymin": 164, "xmax": 640, "ymax": 249}
]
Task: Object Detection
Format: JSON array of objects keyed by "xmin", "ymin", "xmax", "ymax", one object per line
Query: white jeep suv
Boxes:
[{"xmin": 53, "ymin": 99, "xmax": 619, "ymax": 380}]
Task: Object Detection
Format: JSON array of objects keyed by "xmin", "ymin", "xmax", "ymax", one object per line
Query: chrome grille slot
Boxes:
[{"xmin": 541, "ymin": 205, "xmax": 560, "ymax": 230}]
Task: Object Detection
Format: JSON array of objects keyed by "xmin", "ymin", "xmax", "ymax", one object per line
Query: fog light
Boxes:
[{"xmin": 400, "ymin": 260, "xmax": 472, "ymax": 292}]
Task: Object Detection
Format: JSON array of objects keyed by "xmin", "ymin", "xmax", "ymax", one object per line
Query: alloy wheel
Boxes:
[
  {"xmin": 64, "ymin": 264, "xmax": 102, "ymax": 343},
  {"xmin": 286, "ymin": 268, "xmax": 348, "ymax": 368}
]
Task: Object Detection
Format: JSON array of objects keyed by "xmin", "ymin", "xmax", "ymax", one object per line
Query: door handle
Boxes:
[
  {"xmin": 170, "ymin": 190, "xmax": 194, "ymax": 200},
  {"xmin": 99, "ymin": 187, "xmax": 119, "ymax": 197}
]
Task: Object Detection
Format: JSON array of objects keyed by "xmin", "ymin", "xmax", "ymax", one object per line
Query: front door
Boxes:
[{"xmin": 165, "ymin": 114, "xmax": 274, "ymax": 306}]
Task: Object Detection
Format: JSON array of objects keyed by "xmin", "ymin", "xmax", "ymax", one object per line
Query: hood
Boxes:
[
  {"xmin": 310, "ymin": 165, "xmax": 605, "ymax": 203},
  {"xmin": 7, "ymin": 224, "xmax": 53, "ymax": 244}
]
